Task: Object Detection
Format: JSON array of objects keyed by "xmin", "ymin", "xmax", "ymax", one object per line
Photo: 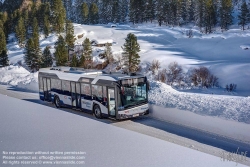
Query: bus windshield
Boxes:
[{"xmin": 120, "ymin": 78, "xmax": 147, "ymax": 108}]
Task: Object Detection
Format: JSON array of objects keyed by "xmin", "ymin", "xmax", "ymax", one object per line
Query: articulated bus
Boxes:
[{"xmin": 38, "ymin": 67, "xmax": 149, "ymax": 120}]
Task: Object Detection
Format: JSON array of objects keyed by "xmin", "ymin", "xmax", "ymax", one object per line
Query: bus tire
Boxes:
[
  {"xmin": 54, "ymin": 96, "xmax": 61, "ymax": 108},
  {"xmin": 93, "ymin": 105, "xmax": 102, "ymax": 119}
]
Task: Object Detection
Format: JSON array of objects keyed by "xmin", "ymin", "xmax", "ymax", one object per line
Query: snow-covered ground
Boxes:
[{"xmin": 0, "ymin": 94, "xmax": 247, "ymax": 167}]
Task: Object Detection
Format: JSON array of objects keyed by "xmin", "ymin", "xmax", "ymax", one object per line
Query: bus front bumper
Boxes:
[{"xmin": 117, "ymin": 109, "xmax": 149, "ymax": 120}]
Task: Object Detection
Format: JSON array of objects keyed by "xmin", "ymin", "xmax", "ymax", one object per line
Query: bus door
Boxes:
[
  {"xmin": 76, "ymin": 83, "xmax": 81, "ymax": 109},
  {"xmin": 71, "ymin": 82, "xmax": 81, "ymax": 109},
  {"xmin": 108, "ymin": 88, "xmax": 116, "ymax": 117},
  {"xmin": 43, "ymin": 78, "xmax": 51, "ymax": 101}
]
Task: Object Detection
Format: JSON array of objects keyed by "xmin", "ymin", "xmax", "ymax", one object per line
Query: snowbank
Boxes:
[
  {"xmin": 0, "ymin": 65, "xmax": 38, "ymax": 92},
  {"xmin": 149, "ymin": 81, "xmax": 250, "ymax": 124}
]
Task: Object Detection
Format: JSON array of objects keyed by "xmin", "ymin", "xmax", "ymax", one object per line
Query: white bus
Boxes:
[{"xmin": 38, "ymin": 67, "xmax": 149, "ymax": 120}]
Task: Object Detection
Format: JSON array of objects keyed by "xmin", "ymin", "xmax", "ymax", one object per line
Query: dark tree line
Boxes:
[{"xmin": 1, "ymin": 0, "xmax": 249, "ymax": 36}]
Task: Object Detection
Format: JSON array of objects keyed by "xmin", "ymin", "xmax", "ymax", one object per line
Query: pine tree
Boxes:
[
  {"xmin": 104, "ymin": 42, "xmax": 113, "ymax": 64},
  {"xmin": 22, "ymin": 9, "xmax": 30, "ymax": 38},
  {"xmin": 70, "ymin": 54, "xmax": 78, "ymax": 67},
  {"xmin": 194, "ymin": 0, "xmax": 205, "ymax": 29},
  {"xmin": 111, "ymin": 0, "xmax": 119, "ymax": 23},
  {"xmin": 54, "ymin": 35, "xmax": 68, "ymax": 66},
  {"xmin": 122, "ymin": 33, "xmax": 140, "ymax": 73},
  {"xmin": 24, "ymin": 38, "xmax": 35, "ymax": 70},
  {"xmin": 82, "ymin": 37, "xmax": 92, "ymax": 68},
  {"xmin": 119, "ymin": 0, "xmax": 129, "ymax": 23},
  {"xmin": 74, "ymin": 0, "xmax": 84, "ymax": 23},
  {"xmin": 0, "ymin": 12, "xmax": 9, "ymax": 41},
  {"xmin": 15, "ymin": 16, "xmax": 26, "ymax": 47},
  {"xmin": 0, "ymin": 23, "xmax": 6, "ymax": 53},
  {"xmin": 145, "ymin": 0, "xmax": 156, "ymax": 23},
  {"xmin": 220, "ymin": 0, "xmax": 233, "ymax": 30},
  {"xmin": 204, "ymin": 0, "xmax": 216, "ymax": 33},
  {"xmin": 186, "ymin": 0, "xmax": 195, "ymax": 23},
  {"xmin": 44, "ymin": 15, "xmax": 50, "ymax": 38},
  {"xmin": 156, "ymin": 0, "xmax": 166, "ymax": 26},
  {"xmin": 238, "ymin": 1, "xmax": 250, "ymax": 30},
  {"xmin": 81, "ymin": 2, "xmax": 89, "ymax": 24},
  {"xmin": 63, "ymin": 0, "xmax": 73, "ymax": 20},
  {"xmin": 32, "ymin": 17, "xmax": 39, "ymax": 49},
  {"xmin": 89, "ymin": 3, "xmax": 99, "ymax": 24},
  {"xmin": 99, "ymin": 0, "xmax": 112, "ymax": 24},
  {"xmin": 0, "ymin": 50, "xmax": 9, "ymax": 67},
  {"xmin": 41, "ymin": 46, "xmax": 53, "ymax": 68},
  {"xmin": 79, "ymin": 54, "xmax": 85, "ymax": 68},
  {"xmin": 51, "ymin": 0, "xmax": 66, "ymax": 34},
  {"xmin": 25, "ymin": 38, "xmax": 42, "ymax": 72},
  {"xmin": 0, "ymin": 28, "xmax": 8, "ymax": 67},
  {"xmin": 40, "ymin": 2, "xmax": 51, "ymax": 36},
  {"xmin": 65, "ymin": 20, "xmax": 75, "ymax": 49},
  {"xmin": 130, "ymin": 0, "xmax": 145, "ymax": 24},
  {"xmin": 33, "ymin": 45, "xmax": 43, "ymax": 71}
]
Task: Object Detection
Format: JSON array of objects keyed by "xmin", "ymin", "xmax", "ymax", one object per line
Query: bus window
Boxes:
[
  {"xmin": 39, "ymin": 77, "xmax": 43, "ymax": 92},
  {"xmin": 92, "ymin": 85, "xmax": 102, "ymax": 100},
  {"xmin": 81, "ymin": 83, "xmax": 91, "ymax": 96},
  {"xmin": 62, "ymin": 80, "xmax": 70, "ymax": 96},
  {"xmin": 51, "ymin": 79, "xmax": 61, "ymax": 92}
]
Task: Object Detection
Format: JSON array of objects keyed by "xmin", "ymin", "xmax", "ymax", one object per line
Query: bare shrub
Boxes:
[
  {"xmin": 150, "ymin": 59, "xmax": 161, "ymax": 75},
  {"xmin": 186, "ymin": 29, "xmax": 193, "ymax": 38},
  {"xmin": 155, "ymin": 69, "xmax": 167, "ymax": 83},
  {"xmin": 167, "ymin": 62, "xmax": 183, "ymax": 85},
  {"xmin": 226, "ymin": 83, "xmax": 237, "ymax": 92},
  {"xmin": 208, "ymin": 74, "xmax": 219, "ymax": 87},
  {"xmin": 190, "ymin": 66, "xmax": 219, "ymax": 88}
]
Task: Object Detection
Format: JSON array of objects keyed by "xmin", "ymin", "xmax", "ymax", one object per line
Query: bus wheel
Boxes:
[
  {"xmin": 93, "ymin": 105, "xmax": 102, "ymax": 119},
  {"xmin": 54, "ymin": 96, "xmax": 61, "ymax": 108}
]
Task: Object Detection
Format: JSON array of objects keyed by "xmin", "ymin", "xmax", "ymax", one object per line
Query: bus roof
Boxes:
[{"xmin": 38, "ymin": 67, "xmax": 145, "ymax": 83}]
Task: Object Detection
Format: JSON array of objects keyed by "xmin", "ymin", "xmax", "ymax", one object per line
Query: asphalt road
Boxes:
[{"xmin": 0, "ymin": 85, "xmax": 249, "ymax": 166}]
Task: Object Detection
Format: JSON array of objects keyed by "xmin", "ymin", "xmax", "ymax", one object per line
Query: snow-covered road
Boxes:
[{"xmin": 0, "ymin": 85, "xmax": 249, "ymax": 166}]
